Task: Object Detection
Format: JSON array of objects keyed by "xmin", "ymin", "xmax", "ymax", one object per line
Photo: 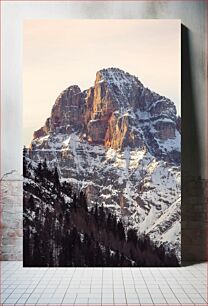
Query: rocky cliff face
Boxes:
[
  {"xmin": 33, "ymin": 68, "xmax": 180, "ymax": 161},
  {"xmin": 29, "ymin": 68, "xmax": 181, "ymax": 259}
]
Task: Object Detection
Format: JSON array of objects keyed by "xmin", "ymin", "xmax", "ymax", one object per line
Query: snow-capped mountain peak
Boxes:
[{"xmin": 29, "ymin": 68, "xmax": 181, "ymax": 260}]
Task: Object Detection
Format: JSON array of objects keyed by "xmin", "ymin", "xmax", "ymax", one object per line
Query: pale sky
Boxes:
[{"xmin": 23, "ymin": 19, "xmax": 181, "ymax": 146}]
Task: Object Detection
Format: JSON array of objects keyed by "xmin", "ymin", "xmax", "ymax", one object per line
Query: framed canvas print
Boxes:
[{"xmin": 23, "ymin": 19, "xmax": 181, "ymax": 267}]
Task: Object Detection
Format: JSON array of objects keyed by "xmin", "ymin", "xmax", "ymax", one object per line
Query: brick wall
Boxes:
[{"xmin": 0, "ymin": 179, "xmax": 22, "ymax": 261}]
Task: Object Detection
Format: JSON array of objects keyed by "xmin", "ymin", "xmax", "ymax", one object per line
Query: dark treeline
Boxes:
[{"xmin": 23, "ymin": 152, "xmax": 179, "ymax": 267}]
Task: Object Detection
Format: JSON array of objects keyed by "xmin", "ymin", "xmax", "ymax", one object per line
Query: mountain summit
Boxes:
[
  {"xmin": 29, "ymin": 68, "xmax": 181, "ymax": 259},
  {"xmin": 33, "ymin": 67, "xmax": 180, "ymax": 162}
]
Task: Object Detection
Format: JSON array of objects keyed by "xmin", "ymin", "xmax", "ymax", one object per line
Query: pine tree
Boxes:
[
  {"xmin": 105, "ymin": 246, "xmax": 111, "ymax": 266},
  {"xmin": 127, "ymin": 228, "xmax": 138, "ymax": 246},
  {"xmin": 117, "ymin": 220, "xmax": 125, "ymax": 241},
  {"xmin": 72, "ymin": 193, "xmax": 77, "ymax": 210},
  {"xmin": 114, "ymin": 250, "xmax": 120, "ymax": 267},
  {"xmin": 33, "ymin": 231, "xmax": 41, "ymax": 266},
  {"xmin": 23, "ymin": 146, "xmax": 27, "ymax": 157},
  {"xmin": 36, "ymin": 161, "xmax": 42, "ymax": 177},
  {"xmin": 94, "ymin": 241, "xmax": 103, "ymax": 266},
  {"xmin": 23, "ymin": 146, "xmax": 27, "ymax": 177},
  {"xmin": 94, "ymin": 203, "xmax": 98, "ymax": 224},
  {"xmin": 28, "ymin": 195, "xmax": 35, "ymax": 210},
  {"xmin": 107, "ymin": 213, "xmax": 113, "ymax": 231},
  {"xmin": 112, "ymin": 215, "xmax": 118, "ymax": 236},
  {"xmin": 98, "ymin": 203, "xmax": 106, "ymax": 226},
  {"xmin": 54, "ymin": 166, "xmax": 60, "ymax": 187},
  {"xmin": 23, "ymin": 226, "xmax": 30, "ymax": 266},
  {"xmin": 79, "ymin": 191, "xmax": 88, "ymax": 212},
  {"xmin": 42, "ymin": 158, "xmax": 49, "ymax": 179}
]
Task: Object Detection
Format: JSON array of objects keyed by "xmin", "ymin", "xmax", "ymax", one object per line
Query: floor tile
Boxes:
[{"xmin": 0, "ymin": 261, "xmax": 208, "ymax": 306}]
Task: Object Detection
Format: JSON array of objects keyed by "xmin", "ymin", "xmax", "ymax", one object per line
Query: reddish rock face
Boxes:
[
  {"xmin": 33, "ymin": 118, "xmax": 50, "ymax": 139},
  {"xmin": 87, "ymin": 118, "xmax": 108, "ymax": 145},
  {"xmin": 50, "ymin": 85, "xmax": 84, "ymax": 133},
  {"xmin": 104, "ymin": 113, "xmax": 143, "ymax": 150},
  {"xmin": 32, "ymin": 67, "xmax": 180, "ymax": 163}
]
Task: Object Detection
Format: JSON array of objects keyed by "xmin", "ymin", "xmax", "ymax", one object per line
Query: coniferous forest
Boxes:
[{"xmin": 23, "ymin": 150, "xmax": 179, "ymax": 267}]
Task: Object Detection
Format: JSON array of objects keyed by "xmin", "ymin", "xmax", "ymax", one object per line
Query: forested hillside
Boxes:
[{"xmin": 23, "ymin": 152, "xmax": 179, "ymax": 267}]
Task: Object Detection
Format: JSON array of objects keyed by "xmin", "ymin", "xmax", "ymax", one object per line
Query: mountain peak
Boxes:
[
  {"xmin": 95, "ymin": 67, "xmax": 143, "ymax": 88},
  {"xmin": 28, "ymin": 68, "xmax": 181, "ymax": 261},
  {"xmin": 32, "ymin": 67, "xmax": 180, "ymax": 163}
]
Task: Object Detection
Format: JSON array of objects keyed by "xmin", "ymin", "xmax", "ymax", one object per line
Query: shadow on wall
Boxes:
[{"xmin": 181, "ymin": 24, "xmax": 207, "ymax": 264}]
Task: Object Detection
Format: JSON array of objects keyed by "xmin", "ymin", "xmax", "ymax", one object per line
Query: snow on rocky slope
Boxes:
[{"xmin": 28, "ymin": 68, "xmax": 181, "ymax": 259}]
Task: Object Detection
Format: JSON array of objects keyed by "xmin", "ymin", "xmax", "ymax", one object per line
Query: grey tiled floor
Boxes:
[{"xmin": 0, "ymin": 261, "xmax": 207, "ymax": 305}]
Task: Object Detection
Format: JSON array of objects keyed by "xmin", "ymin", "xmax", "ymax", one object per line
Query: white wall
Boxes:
[
  {"xmin": 1, "ymin": 1, "xmax": 207, "ymax": 261},
  {"xmin": 1, "ymin": 1, "xmax": 207, "ymax": 179}
]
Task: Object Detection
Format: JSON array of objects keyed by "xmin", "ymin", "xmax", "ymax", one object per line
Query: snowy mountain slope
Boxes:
[
  {"xmin": 27, "ymin": 67, "xmax": 181, "ymax": 259},
  {"xmin": 23, "ymin": 156, "xmax": 179, "ymax": 267}
]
